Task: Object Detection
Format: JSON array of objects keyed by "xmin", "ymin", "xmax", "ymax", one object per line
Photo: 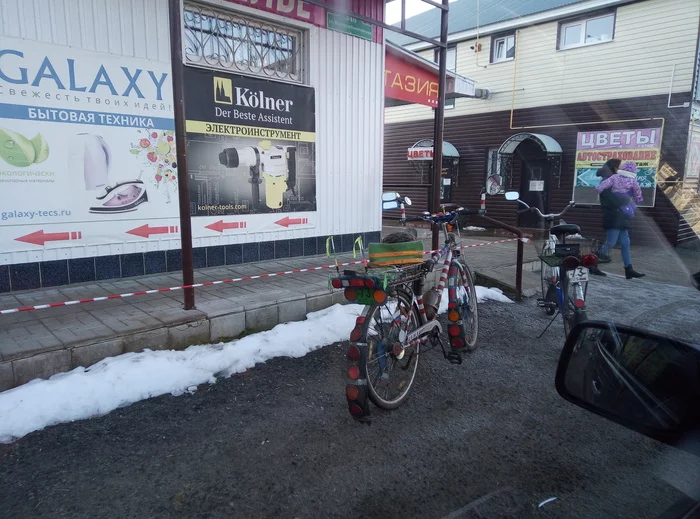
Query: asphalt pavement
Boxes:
[{"xmin": 1, "ymin": 276, "xmax": 699, "ymax": 519}]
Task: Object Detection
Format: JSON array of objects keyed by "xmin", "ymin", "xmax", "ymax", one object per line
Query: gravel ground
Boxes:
[{"xmin": 1, "ymin": 276, "xmax": 699, "ymax": 519}]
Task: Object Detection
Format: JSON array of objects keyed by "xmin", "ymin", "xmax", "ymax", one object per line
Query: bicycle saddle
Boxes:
[{"xmin": 550, "ymin": 223, "xmax": 580, "ymax": 237}]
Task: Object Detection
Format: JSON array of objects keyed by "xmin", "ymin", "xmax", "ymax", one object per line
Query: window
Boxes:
[
  {"xmin": 491, "ymin": 34, "xmax": 515, "ymax": 63},
  {"xmin": 433, "ymin": 47, "xmax": 457, "ymax": 109},
  {"xmin": 559, "ymin": 13, "xmax": 615, "ymax": 50},
  {"xmin": 183, "ymin": 2, "xmax": 306, "ymax": 83},
  {"xmin": 485, "ymin": 148, "xmax": 505, "ymax": 195}
]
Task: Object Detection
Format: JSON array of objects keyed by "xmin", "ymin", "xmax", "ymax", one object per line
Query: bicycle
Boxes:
[
  {"xmin": 505, "ymin": 191, "xmax": 598, "ymax": 337},
  {"xmin": 331, "ymin": 205, "xmax": 482, "ymax": 423},
  {"xmin": 381, "ymin": 191, "xmax": 418, "ymax": 238}
]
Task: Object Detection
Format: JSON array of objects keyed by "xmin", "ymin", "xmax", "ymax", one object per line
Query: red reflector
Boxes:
[
  {"xmin": 365, "ymin": 278, "xmax": 375, "ymax": 289},
  {"xmin": 349, "ymin": 327, "xmax": 363, "ymax": 342},
  {"xmin": 344, "ymin": 288, "xmax": 357, "ymax": 301},
  {"xmin": 450, "ymin": 337, "xmax": 465, "ymax": 349},
  {"xmin": 348, "ymin": 365, "xmax": 360, "ymax": 380},
  {"xmin": 347, "ymin": 345, "xmax": 361, "ymax": 361},
  {"xmin": 349, "ymin": 403, "xmax": 364, "ymax": 417},
  {"xmin": 349, "ymin": 279, "xmax": 365, "ymax": 287},
  {"xmin": 355, "ymin": 316, "xmax": 366, "ymax": 325},
  {"xmin": 448, "ymin": 325, "xmax": 461, "ymax": 337},
  {"xmin": 346, "ymin": 385, "xmax": 359, "ymax": 401},
  {"xmin": 392, "ymin": 343, "xmax": 403, "ymax": 357},
  {"xmin": 574, "ymin": 298, "xmax": 585, "ymax": 309},
  {"xmin": 582, "ymin": 254, "xmax": 598, "ymax": 268},
  {"xmin": 448, "ymin": 302, "xmax": 456, "ymax": 309},
  {"xmin": 561, "ymin": 256, "xmax": 580, "ymax": 270},
  {"xmin": 331, "ymin": 278, "xmax": 342, "ymax": 289}
]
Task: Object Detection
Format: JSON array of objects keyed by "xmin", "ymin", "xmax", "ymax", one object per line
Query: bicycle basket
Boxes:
[
  {"xmin": 368, "ymin": 240, "xmax": 424, "ymax": 268},
  {"xmin": 554, "ymin": 243, "xmax": 580, "ymax": 257},
  {"xmin": 537, "ymin": 242, "xmax": 581, "ymax": 267}
]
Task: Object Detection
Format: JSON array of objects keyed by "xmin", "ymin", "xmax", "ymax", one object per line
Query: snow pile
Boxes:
[
  {"xmin": 0, "ymin": 304, "xmax": 361, "ymax": 443},
  {"xmin": 476, "ymin": 286, "xmax": 514, "ymax": 304},
  {"xmin": 463, "ymin": 226, "xmax": 487, "ymax": 232},
  {"xmin": 0, "ymin": 286, "xmax": 514, "ymax": 443}
]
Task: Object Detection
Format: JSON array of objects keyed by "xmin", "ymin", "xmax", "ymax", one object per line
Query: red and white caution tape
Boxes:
[{"xmin": 0, "ymin": 238, "xmax": 521, "ymax": 315}]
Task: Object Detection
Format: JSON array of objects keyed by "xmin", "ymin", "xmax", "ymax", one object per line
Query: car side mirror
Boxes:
[
  {"xmin": 556, "ymin": 321, "xmax": 700, "ymax": 457},
  {"xmin": 505, "ymin": 191, "xmax": 520, "ymax": 201}
]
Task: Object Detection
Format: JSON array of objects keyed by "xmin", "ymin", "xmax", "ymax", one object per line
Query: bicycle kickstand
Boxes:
[{"xmin": 537, "ymin": 311, "xmax": 561, "ymax": 339}]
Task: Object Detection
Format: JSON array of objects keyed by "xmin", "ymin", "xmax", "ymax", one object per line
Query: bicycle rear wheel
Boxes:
[
  {"xmin": 447, "ymin": 260, "xmax": 479, "ymax": 351},
  {"xmin": 540, "ymin": 261, "xmax": 558, "ymax": 316},
  {"xmin": 361, "ymin": 288, "xmax": 422, "ymax": 410}
]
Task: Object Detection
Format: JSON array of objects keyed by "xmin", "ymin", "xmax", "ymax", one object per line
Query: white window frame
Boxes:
[
  {"xmin": 434, "ymin": 47, "xmax": 457, "ymax": 110},
  {"xmin": 559, "ymin": 13, "xmax": 615, "ymax": 50},
  {"xmin": 491, "ymin": 34, "xmax": 515, "ymax": 63}
]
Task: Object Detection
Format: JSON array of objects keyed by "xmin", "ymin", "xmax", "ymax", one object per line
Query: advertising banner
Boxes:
[
  {"xmin": 184, "ymin": 67, "xmax": 316, "ymax": 233},
  {"xmin": 0, "ymin": 37, "xmax": 178, "ymax": 259},
  {"xmin": 573, "ymin": 128, "xmax": 661, "ymax": 206}
]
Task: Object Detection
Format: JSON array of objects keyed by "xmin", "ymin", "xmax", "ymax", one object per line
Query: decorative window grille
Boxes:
[{"xmin": 184, "ymin": 3, "xmax": 306, "ymax": 83}]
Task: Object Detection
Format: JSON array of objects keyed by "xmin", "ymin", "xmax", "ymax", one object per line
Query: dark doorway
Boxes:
[
  {"xmin": 440, "ymin": 163, "xmax": 459, "ymax": 204},
  {"xmin": 518, "ymin": 158, "xmax": 550, "ymax": 228}
]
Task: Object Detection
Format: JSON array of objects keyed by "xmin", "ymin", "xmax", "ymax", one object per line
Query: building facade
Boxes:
[
  {"xmin": 384, "ymin": 0, "xmax": 700, "ymax": 246},
  {"xmin": 0, "ymin": 0, "xmax": 385, "ymax": 292}
]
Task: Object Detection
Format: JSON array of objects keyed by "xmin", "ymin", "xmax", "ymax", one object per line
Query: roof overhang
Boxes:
[{"xmin": 385, "ymin": 40, "xmax": 488, "ymax": 107}]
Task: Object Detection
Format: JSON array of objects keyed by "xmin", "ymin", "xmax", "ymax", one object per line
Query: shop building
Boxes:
[
  {"xmin": 384, "ymin": 0, "xmax": 700, "ymax": 246},
  {"xmin": 0, "ymin": 0, "xmax": 388, "ymax": 292}
]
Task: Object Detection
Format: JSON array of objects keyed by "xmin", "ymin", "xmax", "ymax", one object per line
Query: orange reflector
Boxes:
[
  {"xmin": 448, "ymin": 310, "xmax": 460, "ymax": 322},
  {"xmin": 346, "ymin": 385, "xmax": 359, "ymax": 401},
  {"xmin": 448, "ymin": 325, "xmax": 461, "ymax": 337},
  {"xmin": 348, "ymin": 365, "xmax": 360, "ymax": 380},
  {"xmin": 373, "ymin": 290, "xmax": 387, "ymax": 304}
]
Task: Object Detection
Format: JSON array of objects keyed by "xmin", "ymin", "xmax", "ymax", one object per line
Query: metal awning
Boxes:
[{"xmin": 498, "ymin": 132, "xmax": 563, "ymax": 156}]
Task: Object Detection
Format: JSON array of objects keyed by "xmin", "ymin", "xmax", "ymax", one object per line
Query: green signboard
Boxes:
[{"xmin": 326, "ymin": 13, "xmax": 372, "ymax": 41}]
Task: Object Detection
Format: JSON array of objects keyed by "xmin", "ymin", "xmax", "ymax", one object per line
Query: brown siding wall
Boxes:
[{"xmin": 384, "ymin": 94, "xmax": 692, "ymax": 245}]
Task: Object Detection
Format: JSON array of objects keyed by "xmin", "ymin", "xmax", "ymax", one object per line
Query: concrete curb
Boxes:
[{"xmin": 0, "ymin": 290, "xmax": 348, "ymax": 392}]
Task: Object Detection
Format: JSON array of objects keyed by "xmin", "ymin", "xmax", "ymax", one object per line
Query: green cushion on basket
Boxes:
[{"xmin": 368, "ymin": 241, "xmax": 424, "ymax": 267}]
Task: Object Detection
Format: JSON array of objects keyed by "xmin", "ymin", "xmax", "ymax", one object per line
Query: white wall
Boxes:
[
  {"xmin": 386, "ymin": 0, "xmax": 700, "ymax": 124},
  {"xmin": 0, "ymin": 0, "xmax": 383, "ymax": 265}
]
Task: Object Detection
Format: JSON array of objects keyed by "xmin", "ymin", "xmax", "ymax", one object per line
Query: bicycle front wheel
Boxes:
[
  {"xmin": 361, "ymin": 288, "xmax": 422, "ymax": 410},
  {"xmin": 448, "ymin": 260, "xmax": 479, "ymax": 351}
]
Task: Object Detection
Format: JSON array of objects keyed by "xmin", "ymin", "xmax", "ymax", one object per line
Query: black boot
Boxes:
[
  {"xmin": 589, "ymin": 266, "xmax": 607, "ymax": 277},
  {"xmin": 625, "ymin": 265, "xmax": 645, "ymax": 279}
]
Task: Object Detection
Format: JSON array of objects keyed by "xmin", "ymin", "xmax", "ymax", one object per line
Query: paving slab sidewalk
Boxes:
[{"xmin": 2, "ymin": 229, "xmax": 696, "ymax": 391}]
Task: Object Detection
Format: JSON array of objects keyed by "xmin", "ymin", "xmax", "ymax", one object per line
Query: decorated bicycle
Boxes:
[{"xmin": 330, "ymin": 193, "xmax": 482, "ymax": 423}]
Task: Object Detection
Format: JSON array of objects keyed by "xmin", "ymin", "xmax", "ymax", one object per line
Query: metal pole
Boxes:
[
  {"xmin": 169, "ymin": 0, "xmax": 196, "ymax": 310},
  {"xmin": 430, "ymin": 0, "xmax": 449, "ymax": 251}
]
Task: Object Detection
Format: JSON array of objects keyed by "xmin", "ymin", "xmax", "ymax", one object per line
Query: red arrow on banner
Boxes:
[
  {"xmin": 15, "ymin": 230, "xmax": 82, "ymax": 247},
  {"xmin": 205, "ymin": 220, "xmax": 247, "ymax": 233},
  {"xmin": 275, "ymin": 216, "xmax": 309, "ymax": 228},
  {"xmin": 126, "ymin": 224, "xmax": 179, "ymax": 238}
]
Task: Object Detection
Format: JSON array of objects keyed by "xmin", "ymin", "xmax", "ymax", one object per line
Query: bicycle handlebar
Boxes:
[{"xmin": 519, "ymin": 201, "xmax": 575, "ymax": 220}]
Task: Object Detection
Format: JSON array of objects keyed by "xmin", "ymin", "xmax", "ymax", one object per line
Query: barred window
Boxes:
[{"xmin": 183, "ymin": 3, "xmax": 306, "ymax": 83}]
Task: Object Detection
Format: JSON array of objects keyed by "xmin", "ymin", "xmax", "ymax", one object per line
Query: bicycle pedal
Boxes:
[
  {"xmin": 446, "ymin": 351, "xmax": 462, "ymax": 365},
  {"xmin": 536, "ymin": 299, "xmax": 554, "ymax": 308}
]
